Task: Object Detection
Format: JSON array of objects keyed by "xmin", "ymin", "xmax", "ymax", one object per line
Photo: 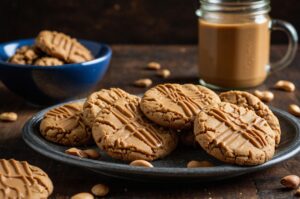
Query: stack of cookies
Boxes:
[
  {"xmin": 40, "ymin": 83, "xmax": 281, "ymax": 166},
  {"xmin": 8, "ymin": 30, "xmax": 93, "ymax": 66}
]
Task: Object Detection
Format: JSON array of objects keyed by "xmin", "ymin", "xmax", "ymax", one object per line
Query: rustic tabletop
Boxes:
[{"xmin": 0, "ymin": 45, "xmax": 299, "ymax": 199}]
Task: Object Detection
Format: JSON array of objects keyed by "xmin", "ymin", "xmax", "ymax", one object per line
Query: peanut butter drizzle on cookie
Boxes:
[
  {"xmin": 98, "ymin": 98, "xmax": 163, "ymax": 149},
  {"xmin": 207, "ymin": 104, "xmax": 270, "ymax": 149},
  {"xmin": 0, "ymin": 159, "xmax": 53, "ymax": 198}
]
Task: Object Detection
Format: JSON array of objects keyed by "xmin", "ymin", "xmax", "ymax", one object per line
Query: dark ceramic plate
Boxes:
[{"xmin": 22, "ymin": 99, "xmax": 300, "ymax": 182}]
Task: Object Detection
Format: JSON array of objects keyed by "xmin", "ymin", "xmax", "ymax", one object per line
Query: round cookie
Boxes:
[
  {"xmin": 141, "ymin": 83, "xmax": 221, "ymax": 129},
  {"xmin": 92, "ymin": 96, "xmax": 178, "ymax": 161},
  {"xmin": 34, "ymin": 57, "xmax": 64, "ymax": 66},
  {"xmin": 40, "ymin": 102, "xmax": 92, "ymax": 146},
  {"xmin": 83, "ymin": 88, "xmax": 134, "ymax": 128},
  {"xmin": 0, "ymin": 159, "xmax": 53, "ymax": 198},
  {"xmin": 194, "ymin": 102, "xmax": 276, "ymax": 166},
  {"xmin": 219, "ymin": 91, "xmax": 281, "ymax": 145},
  {"xmin": 35, "ymin": 30, "xmax": 93, "ymax": 63}
]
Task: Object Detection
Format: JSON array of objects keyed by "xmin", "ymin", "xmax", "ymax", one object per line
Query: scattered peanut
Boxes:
[
  {"xmin": 83, "ymin": 149, "xmax": 101, "ymax": 159},
  {"xmin": 295, "ymin": 188, "xmax": 300, "ymax": 196},
  {"xmin": 134, "ymin": 78, "xmax": 152, "ymax": 88},
  {"xmin": 91, "ymin": 184, "xmax": 109, "ymax": 197},
  {"xmin": 157, "ymin": 69, "xmax": 171, "ymax": 78},
  {"xmin": 129, "ymin": 160, "xmax": 154, "ymax": 168},
  {"xmin": 187, "ymin": 160, "xmax": 214, "ymax": 168},
  {"xmin": 0, "ymin": 112, "xmax": 18, "ymax": 122},
  {"xmin": 147, "ymin": 62, "xmax": 161, "ymax": 70},
  {"xmin": 65, "ymin": 148, "xmax": 88, "ymax": 158},
  {"xmin": 288, "ymin": 104, "xmax": 300, "ymax": 117},
  {"xmin": 274, "ymin": 80, "xmax": 295, "ymax": 92},
  {"xmin": 280, "ymin": 175, "xmax": 300, "ymax": 189},
  {"xmin": 253, "ymin": 90, "xmax": 274, "ymax": 102},
  {"xmin": 71, "ymin": 192, "xmax": 94, "ymax": 199}
]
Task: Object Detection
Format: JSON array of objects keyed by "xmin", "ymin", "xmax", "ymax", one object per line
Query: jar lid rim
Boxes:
[{"xmin": 200, "ymin": 0, "xmax": 270, "ymax": 4}]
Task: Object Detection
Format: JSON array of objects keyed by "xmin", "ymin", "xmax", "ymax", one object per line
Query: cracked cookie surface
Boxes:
[
  {"xmin": 140, "ymin": 84, "xmax": 221, "ymax": 129},
  {"xmin": 92, "ymin": 96, "xmax": 178, "ymax": 162},
  {"xmin": 0, "ymin": 159, "xmax": 53, "ymax": 199},
  {"xmin": 35, "ymin": 30, "xmax": 93, "ymax": 63},
  {"xmin": 194, "ymin": 102, "xmax": 276, "ymax": 166},
  {"xmin": 40, "ymin": 102, "xmax": 92, "ymax": 146},
  {"xmin": 220, "ymin": 91, "xmax": 281, "ymax": 145},
  {"xmin": 83, "ymin": 88, "xmax": 135, "ymax": 129},
  {"xmin": 8, "ymin": 45, "xmax": 42, "ymax": 65},
  {"xmin": 34, "ymin": 56, "xmax": 64, "ymax": 66}
]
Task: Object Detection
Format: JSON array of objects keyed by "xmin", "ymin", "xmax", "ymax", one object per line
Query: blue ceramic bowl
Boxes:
[{"xmin": 0, "ymin": 38, "xmax": 111, "ymax": 106}]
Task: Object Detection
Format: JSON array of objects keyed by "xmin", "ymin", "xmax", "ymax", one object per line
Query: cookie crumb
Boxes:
[
  {"xmin": 134, "ymin": 78, "xmax": 152, "ymax": 88},
  {"xmin": 157, "ymin": 69, "xmax": 171, "ymax": 78},
  {"xmin": 147, "ymin": 62, "xmax": 161, "ymax": 70},
  {"xmin": 0, "ymin": 112, "xmax": 18, "ymax": 122}
]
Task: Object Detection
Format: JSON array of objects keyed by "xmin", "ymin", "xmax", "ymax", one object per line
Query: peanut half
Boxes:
[
  {"xmin": 157, "ymin": 69, "xmax": 171, "ymax": 78},
  {"xmin": 134, "ymin": 78, "xmax": 152, "ymax": 88},
  {"xmin": 187, "ymin": 160, "xmax": 214, "ymax": 168},
  {"xmin": 83, "ymin": 149, "xmax": 101, "ymax": 159},
  {"xmin": 274, "ymin": 80, "xmax": 295, "ymax": 92},
  {"xmin": 288, "ymin": 104, "xmax": 300, "ymax": 117},
  {"xmin": 91, "ymin": 184, "xmax": 109, "ymax": 197},
  {"xmin": 129, "ymin": 160, "xmax": 153, "ymax": 168},
  {"xmin": 65, "ymin": 148, "xmax": 88, "ymax": 158},
  {"xmin": 147, "ymin": 62, "xmax": 161, "ymax": 70},
  {"xmin": 253, "ymin": 90, "xmax": 274, "ymax": 102},
  {"xmin": 280, "ymin": 175, "xmax": 300, "ymax": 189},
  {"xmin": 71, "ymin": 192, "xmax": 94, "ymax": 199},
  {"xmin": 0, "ymin": 112, "xmax": 18, "ymax": 122}
]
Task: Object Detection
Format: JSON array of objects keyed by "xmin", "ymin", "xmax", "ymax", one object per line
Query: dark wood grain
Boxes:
[
  {"xmin": 0, "ymin": 0, "xmax": 299, "ymax": 44},
  {"xmin": 0, "ymin": 45, "xmax": 299, "ymax": 199}
]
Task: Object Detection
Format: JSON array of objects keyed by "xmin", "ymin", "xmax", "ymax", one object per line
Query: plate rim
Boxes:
[{"xmin": 22, "ymin": 98, "xmax": 300, "ymax": 178}]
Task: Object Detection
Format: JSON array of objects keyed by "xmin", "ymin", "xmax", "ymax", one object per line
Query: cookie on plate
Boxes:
[
  {"xmin": 0, "ymin": 159, "xmax": 53, "ymax": 199},
  {"xmin": 92, "ymin": 96, "xmax": 178, "ymax": 161},
  {"xmin": 194, "ymin": 102, "xmax": 276, "ymax": 166},
  {"xmin": 83, "ymin": 88, "xmax": 135, "ymax": 128},
  {"xmin": 40, "ymin": 102, "xmax": 92, "ymax": 146},
  {"xmin": 34, "ymin": 57, "xmax": 64, "ymax": 66},
  {"xmin": 35, "ymin": 30, "xmax": 93, "ymax": 63},
  {"xmin": 219, "ymin": 90, "xmax": 281, "ymax": 145},
  {"xmin": 141, "ymin": 83, "xmax": 221, "ymax": 129},
  {"xmin": 8, "ymin": 46, "xmax": 41, "ymax": 65}
]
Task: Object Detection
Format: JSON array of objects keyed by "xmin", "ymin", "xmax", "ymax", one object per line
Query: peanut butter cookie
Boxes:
[
  {"xmin": 34, "ymin": 57, "xmax": 64, "ymax": 66},
  {"xmin": 83, "ymin": 88, "xmax": 135, "ymax": 128},
  {"xmin": 40, "ymin": 102, "xmax": 92, "ymax": 146},
  {"xmin": 219, "ymin": 91, "xmax": 281, "ymax": 145},
  {"xmin": 35, "ymin": 30, "xmax": 93, "ymax": 63},
  {"xmin": 194, "ymin": 102, "xmax": 276, "ymax": 166},
  {"xmin": 0, "ymin": 159, "xmax": 53, "ymax": 199},
  {"xmin": 8, "ymin": 46, "xmax": 41, "ymax": 65},
  {"xmin": 92, "ymin": 96, "xmax": 178, "ymax": 161},
  {"xmin": 141, "ymin": 84, "xmax": 221, "ymax": 129}
]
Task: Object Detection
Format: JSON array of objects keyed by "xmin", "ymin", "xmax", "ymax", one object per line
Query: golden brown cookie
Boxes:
[
  {"xmin": 194, "ymin": 102, "xmax": 276, "ymax": 166},
  {"xmin": 0, "ymin": 159, "xmax": 53, "ymax": 198},
  {"xmin": 219, "ymin": 91, "xmax": 281, "ymax": 145},
  {"xmin": 35, "ymin": 30, "xmax": 93, "ymax": 63},
  {"xmin": 83, "ymin": 88, "xmax": 134, "ymax": 128},
  {"xmin": 40, "ymin": 102, "xmax": 92, "ymax": 146},
  {"xmin": 34, "ymin": 57, "xmax": 64, "ymax": 66},
  {"xmin": 8, "ymin": 46, "xmax": 41, "ymax": 65},
  {"xmin": 92, "ymin": 96, "xmax": 178, "ymax": 162},
  {"xmin": 140, "ymin": 83, "xmax": 221, "ymax": 129}
]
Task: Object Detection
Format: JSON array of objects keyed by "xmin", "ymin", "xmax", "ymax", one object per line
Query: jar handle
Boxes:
[{"xmin": 269, "ymin": 19, "xmax": 298, "ymax": 73}]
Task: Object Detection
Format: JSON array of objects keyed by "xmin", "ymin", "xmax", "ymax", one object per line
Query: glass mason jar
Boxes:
[{"xmin": 197, "ymin": 0, "xmax": 298, "ymax": 89}]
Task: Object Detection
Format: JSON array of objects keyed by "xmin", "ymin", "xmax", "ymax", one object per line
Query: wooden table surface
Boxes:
[{"xmin": 0, "ymin": 45, "xmax": 299, "ymax": 199}]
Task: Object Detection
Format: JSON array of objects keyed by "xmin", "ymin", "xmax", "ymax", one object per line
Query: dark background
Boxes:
[{"xmin": 1, "ymin": 0, "xmax": 299, "ymax": 44}]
